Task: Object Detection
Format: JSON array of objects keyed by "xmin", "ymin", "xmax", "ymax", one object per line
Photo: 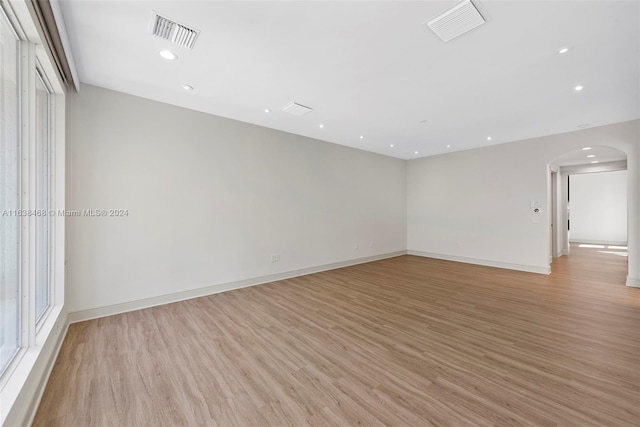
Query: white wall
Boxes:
[
  {"xmin": 569, "ymin": 170, "xmax": 627, "ymax": 244},
  {"xmin": 65, "ymin": 84, "xmax": 406, "ymax": 314},
  {"xmin": 407, "ymin": 142, "xmax": 552, "ymax": 273},
  {"xmin": 407, "ymin": 120, "xmax": 639, "ymax": 282},
  {"xmin": 66, "ymin": 87, "xmax": 639, "ymax": 313}
]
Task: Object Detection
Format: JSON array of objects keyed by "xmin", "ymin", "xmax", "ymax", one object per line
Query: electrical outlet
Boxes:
[
  {"xmin": 271, "ymin": 254, "xmax": 280, "ymax": 262},
  {"xmin": 354, "ymin": 243, "xmax": 359, "ymax": 250},
  {"xmin": 369, "ymin": 241, "xmax": 374, "ymax": 248}
]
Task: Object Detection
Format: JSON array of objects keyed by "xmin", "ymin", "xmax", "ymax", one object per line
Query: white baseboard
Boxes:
[
  {"xmin": 407, "ymin": 250, "xmax": 550, "ymax": 275},
  {"xmin": 2, "ymin": 309, "xmax": 69, "ymax": 427},
  {"xmin": 627, "ymin": 277, "xmax": 640, "ymax": 288},
  {"xmin": 561, "ymin": 249, "xmax": 570, "ymax": 256},
  {"xmin": 68, "ymin": 251, "xmax": 407, "ymax": 323}
]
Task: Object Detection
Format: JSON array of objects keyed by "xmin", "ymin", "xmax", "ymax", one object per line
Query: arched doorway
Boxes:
[{"xmin": 548, "ymin": 146, "xmax": 630, "ymax": 283}]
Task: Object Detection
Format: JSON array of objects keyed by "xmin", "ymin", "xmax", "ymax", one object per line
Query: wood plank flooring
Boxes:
[{"xmin": 33, "ymin": 245, "xmax": 639, "ymax": 426}]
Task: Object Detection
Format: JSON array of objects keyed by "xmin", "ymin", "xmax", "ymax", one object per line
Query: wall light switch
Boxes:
[
  {"xmin": 531, "ymin": 216, "xmax": 540, "ymax": 224},
  {"xmin": 530, "ymin": 201, "xmax": 540, "ymax": 208}
]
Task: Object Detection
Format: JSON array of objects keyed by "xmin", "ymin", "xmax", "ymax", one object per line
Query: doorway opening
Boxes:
[{"xmin": 548, "ymin": 146, "xmax": 628, "ymax": 279}]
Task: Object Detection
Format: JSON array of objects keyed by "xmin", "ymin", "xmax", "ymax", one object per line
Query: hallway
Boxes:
[{"xmin": 552, "ymin": 243, "xmax": 629, "ymax": 287}]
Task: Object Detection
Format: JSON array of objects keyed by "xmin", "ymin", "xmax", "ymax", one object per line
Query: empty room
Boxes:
[{"xmin": 1, "ymin": 0, "xmax": 639, "ymax": 426}]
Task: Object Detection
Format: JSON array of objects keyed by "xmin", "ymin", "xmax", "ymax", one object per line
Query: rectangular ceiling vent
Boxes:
[
  {"xmin": 151, "ymin": 13, "xmax": 200, "ymax": 50},
  {"xmin": 281, "ymin": 102, "xmax": 313, "ymax": 116},
  {"xmin": 425, "ymin": 0, "xmax": 485, "ymax": 43}
]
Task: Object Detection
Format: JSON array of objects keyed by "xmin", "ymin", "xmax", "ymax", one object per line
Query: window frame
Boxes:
[
  {"xmin": 0, "ymin": 0, "xmax": 66, "ymax": 392},
  {"xmin": 0, "ymin": 4, "xmax": 23, "ymax": 378},
  {"xmin": 34, "ymin": 65, "xmax": 54, "ymax": 327}
]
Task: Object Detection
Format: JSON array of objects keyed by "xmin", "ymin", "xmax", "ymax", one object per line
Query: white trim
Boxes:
[
  {"xmin": 51, "ymin": 91, "xmax": 65, "ymax": 308},
  {"xmin": 1, "ymin": 0, "xmax": 27, "ymax": 40},
  {"xmin": 0, "ymin": 308, "xmax": 67, "ymax": 426},
  {"xmin": 560, "ymin": 160, "xmax": 627, "ymax": 175},
  {"xmin": 407, "ymin": 250, "xmax": 551, "ymax": 275},
  {"xmin": 22, "ymin": 316, "xmax": 67, "ymax": 427},
  {"xmin": 68, "ymin": 251, "xmax": 407, "ymax": 323},
  {"xmin": 49, "ymin": 0, "xmax": 79, "ymax": 91},
  {"xmin": 34, "ymin": 67, "xmax": 53, "ymax": 326},
  {"xmin": 626, "ymin": 277, "xmax": 640, "ymax": 288}
]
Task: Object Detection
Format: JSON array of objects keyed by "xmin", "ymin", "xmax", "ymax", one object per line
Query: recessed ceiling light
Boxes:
[
  {"xmin": 446, "ymin": 144, "xmax": 451, "ymax": 148},
  {"xmin": 159, "ymin": 50, "xmax": 177, "ymax": 60},
  {"xmin": 264, "ymin": 108, "xmax": 270, "ymax": 113},
  {"xmin": 582, "ymin": 147, "xmax": 592, "ymax": 150},
  {"xmin": 390, "ymin": 144, "xmax": 394, "ymax": 148},
  {"xmin": 591, "ymin": 160, "xmax": 599, "ymax": 164},
  {"xmin": 359, "ymin": 135, "xmax": 364, "ymax": 139},
  {"xmin": 414, "ymin": 151, "xmax": 419, "ymax": 154},
  {"xmin": 574, "ymin": 85, "xmax": 584, "ymax": 91},
  {"xmin": 557, "ymin": 46, "xmax": 570, "ymax": 54},
  {"xmin": 319, "ymin": 124, "xmax": 324, "ymax": 129},
  {"xmin": 586, "ymin": 154, "xmax": 596, "ymax": 158},
  {"xmin": 183, "ymin": 85, "xmax": 193, "ymax": 90},
  {"xmin": 486, "ymin": 136, "xmax": 492, "ymax": 141}
]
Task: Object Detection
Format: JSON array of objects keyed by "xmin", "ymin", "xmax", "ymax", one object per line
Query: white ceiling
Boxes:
[{"xmin": 58, "ymin": 1, "xmax": 640, "ymax": 160}]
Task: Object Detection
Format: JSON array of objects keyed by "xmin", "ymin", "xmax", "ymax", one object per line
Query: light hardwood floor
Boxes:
[{"xmin": 33, "ymin": 245, "xmax": 639, "ymax": 426}]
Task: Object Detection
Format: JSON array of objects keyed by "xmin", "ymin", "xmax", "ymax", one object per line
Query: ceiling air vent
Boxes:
[
  {"xmin": 425, "ymin": 0, "xmax": 485, "ymax": 43},
  {"xmin": 151, "ymin": 13, "xmax": 200, "ymax": 50},
  {"xmin": 281, "ymin": 102, "xmax": 313, "ymax": 116}
]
